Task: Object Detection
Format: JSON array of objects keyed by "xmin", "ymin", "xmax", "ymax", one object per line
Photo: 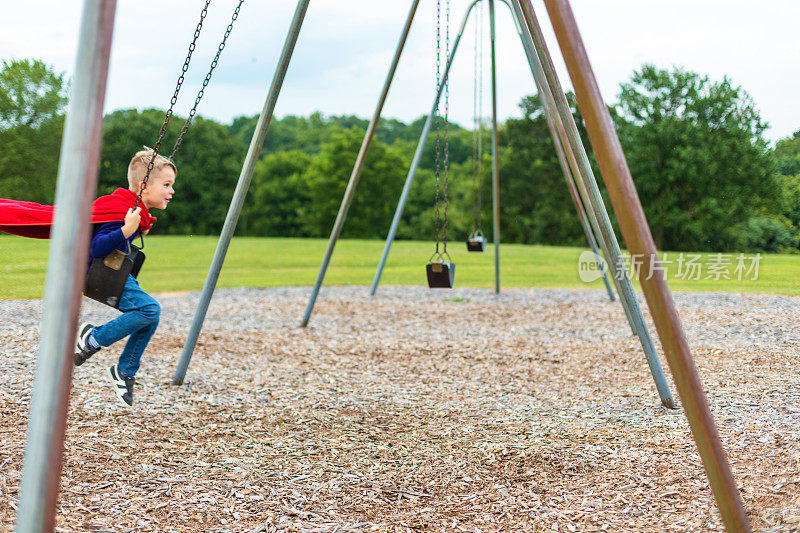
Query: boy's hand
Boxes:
[{"xmin": 122, "ymin": 207, "xmax": 141, "ymax": 238}]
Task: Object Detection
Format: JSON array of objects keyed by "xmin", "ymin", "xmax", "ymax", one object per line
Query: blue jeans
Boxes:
[{"xmin": 92, "ymin": 275, "xmax": 160, "ymax": 379}]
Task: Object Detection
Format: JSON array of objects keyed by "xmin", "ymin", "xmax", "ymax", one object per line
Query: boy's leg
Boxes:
[
  {"xmin": 93, "ymin": 276, "xmax": 160, "ymax": 407},
  {"xmin": 109, "ymin": 313, "xmax": 159, "ymax": 407},
  {"xmin": 115, "ymin": 309, "xmax": 159, "ymax": 378},
  {"xmin": 91, "ymin": 276, "xmax": 160, "ymax": 356}
]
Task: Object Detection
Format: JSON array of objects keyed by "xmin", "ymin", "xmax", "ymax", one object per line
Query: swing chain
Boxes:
[
  {"xmin": 477, "ymin": 0, "xmax": 483, "ymax": 231},
  {"xmin": 432, "ymin": 0, "xmax": 442, "ymax": 259},
  {"xmin": 442, "ymin": 0, "xmax": 450, "ymax": 253},
  {"xmin": 171, "ymin": 0, "xmax": 245, "ymax": 159},
  {"xmin": 471, "ymin": 4, "xmax": 477, "ymax": 235},
  {"xmin": 137, "ymin": 0, "xmax": 211, "ymax": 206},
  {"xmin": 471, "ymin": 1, "xmax": 484, "ymax": 236},
  {"xmin": 432, "ymin": 0, "xmax": 451, "ymax": 261}
]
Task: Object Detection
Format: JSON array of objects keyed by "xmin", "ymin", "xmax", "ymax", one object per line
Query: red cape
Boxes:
[{"xmin": 0, "ymin": 188, "xmax": 156, "ymax": 239}]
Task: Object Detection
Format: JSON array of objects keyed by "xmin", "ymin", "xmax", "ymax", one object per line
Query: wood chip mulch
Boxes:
[{"xmin": 0, "ymin": 286, "xmax": 798, "ymax": 532}]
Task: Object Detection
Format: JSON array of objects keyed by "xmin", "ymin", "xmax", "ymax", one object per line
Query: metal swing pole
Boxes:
[
  {"xmin": 549, "ymin": 118, "xmax": 617, "ymax": 301},
  {"xmin": 300, "ymin": 0, "xmax": 420, "ymax": 327},
  {"xmin": 519, "ymin": 0, "xmax": 665, "ymax": 398},
  {"xmin": 509, "ymin": 0, "xmax": 635, "ymax": 330},
  {"xmin": 515, "ymin": 0, "xmax": 673, "ymax": 408},
  {"xmin": 15, "ymin": 1, "xmax": 117, "ymax": 531},
  {"xmin": 488, "ymin": 0, "xmax": 501, "ymax": 294},
  {"xmin": 371, "ymin": 0, "xmax": 482, "ymax": 295},
  {"xmin": 509, "ymin": 0, "xmax": 633, "ymax": 328},
  {"xmin": 501, "ymin": 0, "xmax": 615, "ymax": 302},
  {"xmin": 553, "ymin": 140, "xmax": 617, "ymax": 300},
  {"xmin": 172, "ymin": 0, "xmax": 310, "ymax": 385},
  {"xmin": 539, "ymin": 0, "xmax": 750, "ymax": 530}
]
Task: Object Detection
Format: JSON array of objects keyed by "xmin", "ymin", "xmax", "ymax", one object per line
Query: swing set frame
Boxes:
[{"xmin": 16, "ymin": 1, "xmax": 751, "ymax": 531}]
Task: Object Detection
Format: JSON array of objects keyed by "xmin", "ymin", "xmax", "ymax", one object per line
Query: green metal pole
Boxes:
[
  {"xmin": 512, "ymin": 4, "xmax": 637, "ymax": 334},
  {"xmin": 173, "ymin": 0, "xmax": 310, "ymax": 385},
  {"xmin": 16, "ymin": 1, "xmax": 117, "ymax": 531},
  {"xmin": 516, "ymin": 0, "xmax": 674, "ymax": 408},
  {"xmin": 301, "ymin": 0, "xmax": 420, "ymax": 327},
  {"xmin": 501, "ymin": 0, "xmax": 614, "ymax": 302},
  {"xmin": 489, "ymin": 0, "xmax": 501, "ymax": 294}
]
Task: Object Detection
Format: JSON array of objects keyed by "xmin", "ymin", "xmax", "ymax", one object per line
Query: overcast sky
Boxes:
[{"xmin": 2, "ymin": 0, "xmax": 798, "ymax": 143}]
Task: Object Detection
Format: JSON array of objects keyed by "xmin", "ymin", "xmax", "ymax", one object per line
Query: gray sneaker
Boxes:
[
  {"xmin": 74, "ymin": 323, "xmax": 100, "ymax": 366},
  {"xmin": 106, "ymin": 365, "xmax": 134, "ymax": 407}
]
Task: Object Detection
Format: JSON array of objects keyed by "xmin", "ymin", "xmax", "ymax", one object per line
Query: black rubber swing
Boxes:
[
  {"xmin": 466, "ymin": 230, "xmax": 487, "ymax": 252},
  {"xmin": 426, "ymin": 256, "xmax": 456, "ymax": 288},
  {"xmin": 84, "ymin": 241, "xmax": 145, "ymax": 308}
]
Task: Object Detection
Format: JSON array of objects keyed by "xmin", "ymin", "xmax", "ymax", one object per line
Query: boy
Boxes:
[{"xmin": 74, "ymin": 149, "xmax": 176, "ymax": 407}]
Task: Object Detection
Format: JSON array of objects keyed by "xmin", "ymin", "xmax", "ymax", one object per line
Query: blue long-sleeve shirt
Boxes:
[{"xmin": 89, "ymin": 221, "xmax": 138, "ymax": 261}]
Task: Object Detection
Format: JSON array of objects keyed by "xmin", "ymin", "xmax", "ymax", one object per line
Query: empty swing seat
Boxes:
[
  {"xmin": 426, "ymin": 261, "xmax": 455, "ymax": 288},
  {"xmin": 467, "ymin": 235, "xmax": 487, "ymax": 252}
]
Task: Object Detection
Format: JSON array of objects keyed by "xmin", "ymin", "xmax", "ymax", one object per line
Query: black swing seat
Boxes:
[
  {"xmin": 426, "ymin": 261, "xmax": 455, "ymax": 288},
  {"xmin": 84, "ymin": 243, "xmax": 145, "ymax": 308},
  {"xmin": 466, "ymin": 234, "xmax": 487, "ymax": 252}
]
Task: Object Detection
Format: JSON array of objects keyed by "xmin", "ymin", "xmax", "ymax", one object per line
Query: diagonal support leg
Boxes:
[
  {"xmin": 513, "ymin": 0, "xmax": 674, "ymax": 408},
  {"xmin": 16, "ymin": 1, "xmax": 117, "ymax": 531},
  {"xmin": 537, "ymin": 0, "xmax": 750, "ymax": 530},
  {"xmin": 523, "ymin": 26, "xmax": 635, "ymax": 330},
  {"xmin": 172, "ymin": 0, "xmax": 310, "ymax": 385},
  {"xmin": 500, "ymin": 0, "xmax": 614, "ymax": 301},
  {"xmin": 301, "ymin": 0, "xmax": 420, "ymax": 327}
]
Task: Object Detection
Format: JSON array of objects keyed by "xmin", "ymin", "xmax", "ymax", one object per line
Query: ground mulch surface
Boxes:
[{"xmin": 1, "ymin": 286, "xmax": 799, "ymax": 532}]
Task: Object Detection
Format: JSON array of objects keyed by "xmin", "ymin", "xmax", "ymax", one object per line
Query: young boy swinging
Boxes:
[
  {"xmin": 72, "ymin": 149, "xmax": 176, "ymax": 407},
  {"xmin": 0, "ymin": 149, "xmax": 175, "ymax": 406}
]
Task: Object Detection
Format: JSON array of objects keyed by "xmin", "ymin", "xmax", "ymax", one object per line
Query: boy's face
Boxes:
[{"xmin": 139, "ymin": 167, "xmax": 176, "ymax": 210}]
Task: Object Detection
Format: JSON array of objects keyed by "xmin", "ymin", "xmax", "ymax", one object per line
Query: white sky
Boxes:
[{"xmin": 1, "ymin": 0, "xmax": 798, "ymax": 143}]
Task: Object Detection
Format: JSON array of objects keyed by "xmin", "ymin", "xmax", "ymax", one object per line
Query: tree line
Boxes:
[{"xmin": 2, "ymin": 58, "xmax": 799, "ymax": 253}]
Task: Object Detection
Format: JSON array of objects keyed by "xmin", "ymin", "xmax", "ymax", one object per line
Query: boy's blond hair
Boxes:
[{"xmin": 127, "ymin": 149, "xmax": 177, "ymax": 190}]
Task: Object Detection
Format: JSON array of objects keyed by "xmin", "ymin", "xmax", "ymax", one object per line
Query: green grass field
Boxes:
[{"xmin": 0, "ymin": 234, "xmax": 796, "ymax": 299}]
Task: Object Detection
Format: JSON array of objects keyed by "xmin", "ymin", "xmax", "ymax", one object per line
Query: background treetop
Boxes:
[{"xmin": 0, "ymin": 59, "xmax": 67, "ymax": 131}]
